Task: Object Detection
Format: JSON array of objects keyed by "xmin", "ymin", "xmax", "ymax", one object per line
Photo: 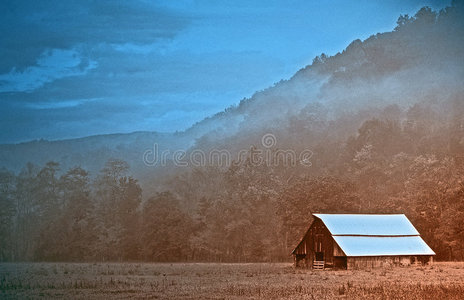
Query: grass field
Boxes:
[{"xmin": 1, "ymin": 262, "xmax": 464, "ymax": 299}]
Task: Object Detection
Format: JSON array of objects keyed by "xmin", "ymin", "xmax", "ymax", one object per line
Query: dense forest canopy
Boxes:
[{"xmin": 0, "ymin": 3, "xmax": 463, "ymax": 262}]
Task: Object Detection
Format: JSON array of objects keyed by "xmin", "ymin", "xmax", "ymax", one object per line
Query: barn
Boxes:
[{"xmin": 292, "ymin": 214, "xmax": 435, "ymax": 270}]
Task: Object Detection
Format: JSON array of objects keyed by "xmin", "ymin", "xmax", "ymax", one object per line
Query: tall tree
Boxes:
[
  {"xmin": 93, "ymin": 159, "xmax": 141, "ymax": 260},
  {"xmin": 14, "ymin": 163, "xmax": 40, "ymax": 260},
  {"xmin": 118, "ymin": 176, "xmax": 142, "ymax": 260},
  {"xmin": 141, "ymin": 192, "xmax": 192, "ymax": 261},
  {"xmin": 59, "ymin": 167, "xmax": 96, "ymax": 260},
  {"xmin": 35, "ymin": 162, "xmax": 63, "ymax": 260},
  {"xmin": 0, "ymin": 168, "xmax": 15, "ymax": 261}
]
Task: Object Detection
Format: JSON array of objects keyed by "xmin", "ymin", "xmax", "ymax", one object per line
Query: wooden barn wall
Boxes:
[
  {"xmin": 333, "ymin": 241, "xmax": 345, "ymax": 256},
  {"xmin": 347, "ymin": 255, "xmax": 433, "ymax": 270},
  {"xmin": 294, "ymin": 218, "xmax": 335, "ymax": 266}
]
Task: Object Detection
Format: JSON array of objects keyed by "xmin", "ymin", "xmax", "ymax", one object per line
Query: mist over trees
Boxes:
[{"xmin": 0, "ymin": 3, "xmax": 464, "ymax": 262}]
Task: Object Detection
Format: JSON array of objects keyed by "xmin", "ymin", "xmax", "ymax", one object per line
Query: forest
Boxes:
[
  {"xmin": 0, "ymin": 4, "xmax": 463, "ymax": 263},
  {"xmin": 1, "ymin": 98, "xmax": 463, "ymax": 262}
]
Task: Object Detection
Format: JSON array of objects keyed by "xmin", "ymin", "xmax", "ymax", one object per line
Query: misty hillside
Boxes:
[{"xmin": 1, "ymin": 4, "xmax": 463, "ymax": 193}]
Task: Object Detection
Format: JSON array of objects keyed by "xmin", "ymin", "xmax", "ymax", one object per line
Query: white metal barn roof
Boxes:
[
  {"xmin": 312, "ymin": 213, "xmax": 435, "ymax": 257},
  {"xmin": 333, "ymin": 236, "xmax": 436, "ymax": 256},
  {"xmin": 313, "ymin": 214, "xmax": 420, "ymax": 236}
]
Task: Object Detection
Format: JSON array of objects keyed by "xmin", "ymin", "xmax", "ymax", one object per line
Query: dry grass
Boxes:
[{"xmin": 1, "ymin": 262, "xmax": 463, "ymax": 299}]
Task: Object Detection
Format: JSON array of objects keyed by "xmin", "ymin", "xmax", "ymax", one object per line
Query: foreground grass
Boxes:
[{"xmin": 1, "ymin": 262, "xmax": 463, "ymax": 299}]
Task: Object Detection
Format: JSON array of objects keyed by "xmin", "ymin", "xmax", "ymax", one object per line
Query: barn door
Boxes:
[{"xmin": 315, "ymin": 235, "xmax": 324, "ymax": 261}]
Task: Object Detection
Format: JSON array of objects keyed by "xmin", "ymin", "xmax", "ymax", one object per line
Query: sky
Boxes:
[{"xmin": 0, "ymin": 0, "xmax": 451, "ymax": 144}]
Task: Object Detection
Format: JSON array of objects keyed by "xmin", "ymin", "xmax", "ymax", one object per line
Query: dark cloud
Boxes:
[
  {"xmin": 1, "ymin": 44, "xmax": 283, "ymax": 103},
  {"xmin": 0, "ymin": 0, "xmax": 191, "ymax": 73}
]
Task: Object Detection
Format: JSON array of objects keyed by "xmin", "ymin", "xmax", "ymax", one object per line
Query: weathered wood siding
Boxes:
[
  {"xmin": 293, "ymin": 217, "xmax": 337, "ymax": 267},
  {"xmin": 347, "ymin": 255, "xmax": 433, "ymax": 270},
  {"xmin": 333, "ymin": 241, "xmax": 345, "ymax": 257}
]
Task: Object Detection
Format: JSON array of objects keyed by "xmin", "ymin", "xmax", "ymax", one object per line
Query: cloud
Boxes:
[
  {"xmin": 0, "ymin": 0, "xmax": 192, "ymax": 73},
  {"xmin": 24, "ymin": 98, "xmax": 101, "ymax": 110},
  {"xmin": 0, "ymin": 48, "xmax": 97, "ymax": 92}
]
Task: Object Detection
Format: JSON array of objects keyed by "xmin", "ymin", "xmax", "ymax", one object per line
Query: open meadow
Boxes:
[{"xmin": 1, "ymin": 262, "xmax": 464, "ymax": 299}]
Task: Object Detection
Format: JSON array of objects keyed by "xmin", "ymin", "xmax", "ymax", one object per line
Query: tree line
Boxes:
[{"xmin": 1, "ymin": 99, "xmax": 463, "ymax": 262}]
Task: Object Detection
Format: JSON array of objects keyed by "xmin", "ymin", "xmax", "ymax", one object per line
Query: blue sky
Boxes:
[{"xmin": 0, "ymin": 0, "xmax": 451, "ymax": 143}]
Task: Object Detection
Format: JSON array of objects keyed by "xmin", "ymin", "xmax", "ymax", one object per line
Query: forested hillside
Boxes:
[{"xmin": 0, "ymin": 4, "xmax": 463, "ymax": 262}]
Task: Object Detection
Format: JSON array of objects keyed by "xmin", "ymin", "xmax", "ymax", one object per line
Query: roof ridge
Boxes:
[
  {"xmin": 313, "ymin": 213, "xmax": 405, "ymax": 215},
  {"xmin": 331, "ymin": 234, "xmax": 420, "ymax": 237}
]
